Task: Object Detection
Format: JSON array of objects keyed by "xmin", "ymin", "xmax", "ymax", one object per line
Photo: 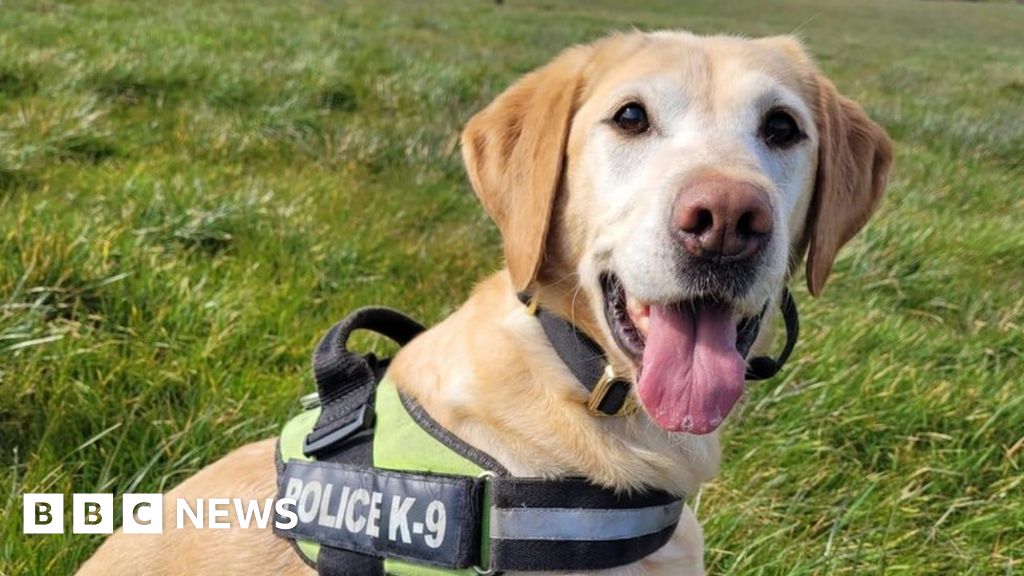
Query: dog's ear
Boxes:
[
  {"xmin": 461, "ymin": 46, "xmax": 591, "ymax": 292},
  {"xmin": 804, "ymin": 73, "xmax": 893, "ymax": 296}
]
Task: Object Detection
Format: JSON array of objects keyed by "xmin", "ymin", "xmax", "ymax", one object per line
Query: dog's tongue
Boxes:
[{"xmin": 636, "ymin": 304, "xmax": 746, "ymax": 434}]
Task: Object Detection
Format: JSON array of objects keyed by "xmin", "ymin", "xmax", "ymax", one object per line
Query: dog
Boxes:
[{"xmin": 78, "ymin": 30, "xmax": 892, "ymax": 575}]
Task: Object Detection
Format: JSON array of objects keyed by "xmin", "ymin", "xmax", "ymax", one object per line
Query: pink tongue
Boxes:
[{"xmin": 636, "ymin": 304, "xmax": 746, "ymax": 434}]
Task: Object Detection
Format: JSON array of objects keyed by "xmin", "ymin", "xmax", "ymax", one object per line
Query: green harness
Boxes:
[
  {"xmin": 272, "ymin": 307, "xmax": 688, "ymax": 575},
  {"xmin": 278, "ymin": 378, "xmax": 490, "ymax": 575}
]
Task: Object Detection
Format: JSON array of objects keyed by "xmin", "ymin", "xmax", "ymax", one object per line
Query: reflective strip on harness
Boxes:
[
  {"xmin": 484, "ymin": 476, "xmax": 683, "ymax": 572},
  {"xmin": 274, "ymin": 457, "xmax": 687, "ymax": 574},
  {"xmin": 274, "ymin": 460, "xmax": 483, "ymax": 569},
  {"xmin": 490, "ymin": 500, "xmax": 684, "ymax": 541}
]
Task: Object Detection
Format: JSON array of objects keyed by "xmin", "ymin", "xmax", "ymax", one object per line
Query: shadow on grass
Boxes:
[
  {"xmin": 91, "ymin": 68, "xmax": 200, "ymax": 106},
  {"xmin": 0, "ymin": 65, "xmax": 40, "ymax": 98},
  {"xmin": 49, "ymin": 134, "xmax": 119, "ymax": 163}
]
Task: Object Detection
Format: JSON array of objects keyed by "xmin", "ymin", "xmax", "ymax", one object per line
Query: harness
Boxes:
[{"xmin": 274, "ymin": 293, "xmax": 799, "ymax": 575}]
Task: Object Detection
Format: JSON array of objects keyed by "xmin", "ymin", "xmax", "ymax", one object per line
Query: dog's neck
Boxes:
[{"xmin": 388, "ymin": 271, "xmax": 721, "ymax": 497}]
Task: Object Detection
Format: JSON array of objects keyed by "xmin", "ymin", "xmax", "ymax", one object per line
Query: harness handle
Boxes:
[{"xmin": 304, "ymin": 307, "xmax": 425, "ymax": 458}]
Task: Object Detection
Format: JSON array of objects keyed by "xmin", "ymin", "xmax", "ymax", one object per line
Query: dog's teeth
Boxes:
[
  {"xmin": 625, "ymin": 296, "xmax": 651, "ymax": 337},
  {"xmin": 635, "ymin": 315, "xmax": 650, "ymax": 336},
  {"xmin": 626, "ymin": 295, "xmax": 648, "ymax": 313}
]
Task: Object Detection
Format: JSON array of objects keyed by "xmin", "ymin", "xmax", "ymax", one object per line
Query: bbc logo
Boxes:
[{"xmin": 23, "ymin": 494, "xmax": 163, "ymax": 535}]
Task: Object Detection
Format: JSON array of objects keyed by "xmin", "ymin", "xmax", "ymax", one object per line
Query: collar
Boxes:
[{"xmin": 518, "ymin": 288, "xmax": 801, "ymax": 416}]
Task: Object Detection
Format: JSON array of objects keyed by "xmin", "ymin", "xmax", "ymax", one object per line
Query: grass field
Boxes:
[{"xmin": 2, "ymin": 0, "xmax": 1023, "ymax": 574}]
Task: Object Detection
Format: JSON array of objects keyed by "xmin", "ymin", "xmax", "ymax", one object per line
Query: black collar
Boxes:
[{"xmin": 518, "ymin": 289, "xmax": 800, "ymax": 416}]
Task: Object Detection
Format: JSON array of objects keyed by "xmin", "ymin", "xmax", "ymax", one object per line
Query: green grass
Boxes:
[{"xmin": 1, "ymin": 0, "xmax": 1021, "ymax": 574}]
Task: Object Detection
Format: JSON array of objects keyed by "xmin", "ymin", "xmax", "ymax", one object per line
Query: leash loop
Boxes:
[{"xmin": 304, "ymin": 307, "xmax": 426, "ymax": 458}]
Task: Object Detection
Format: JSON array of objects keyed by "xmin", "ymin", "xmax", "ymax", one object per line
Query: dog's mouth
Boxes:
[{"xmin": 600, "ymin": 274, "xmax": 747, "ymax": 435}]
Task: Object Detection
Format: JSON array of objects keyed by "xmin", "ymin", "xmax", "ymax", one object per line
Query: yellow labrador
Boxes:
[{"xmin": 79, "ymin": 31, "xmax": 891, "ymax": 575}]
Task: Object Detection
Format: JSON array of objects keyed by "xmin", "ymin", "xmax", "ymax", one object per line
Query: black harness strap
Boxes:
[
  {"xmin": 487, "ymin": 478, "xmax": 680, "ymax": 572},
  {"xmin": 276, "ymin": 459, "xmax": 683, "ymax": 573}
]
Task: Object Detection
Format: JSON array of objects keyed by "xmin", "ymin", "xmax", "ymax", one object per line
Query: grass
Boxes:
[{"xmin": 0, "ymin": 0, "xmax": 1021, "ymax": 574}]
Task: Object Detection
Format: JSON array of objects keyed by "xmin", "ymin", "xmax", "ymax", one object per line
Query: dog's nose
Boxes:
[{"xmin": 673, "ymin": 178, "xmax": 773, "ymax": 260}]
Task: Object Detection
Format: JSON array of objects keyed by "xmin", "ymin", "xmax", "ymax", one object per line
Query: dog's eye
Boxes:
[
  {"xmin": 761, "ymin": 109, "xmax": 803, "ymax": 148},
  {"xmin": 612, "ymin": 103, "xmax": 649, "ymax": 134}
]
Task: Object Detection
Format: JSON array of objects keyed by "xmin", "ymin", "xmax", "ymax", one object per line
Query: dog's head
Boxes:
[{"xmin": 462, "ymin": 32, "xmax": 892, "ymax": 435}]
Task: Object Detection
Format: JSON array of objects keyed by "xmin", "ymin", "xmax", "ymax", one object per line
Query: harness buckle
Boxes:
[
  {"xmin": 587, "ymin": 364, "xmax": 639, "ymax": 417},
  {"xmin": 299, "ymin": 392, "xmax": 321, "ymax": 410},
  {"xmin": 303, "ymin": 404, "xmax": 374, "ymax": 458}
]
